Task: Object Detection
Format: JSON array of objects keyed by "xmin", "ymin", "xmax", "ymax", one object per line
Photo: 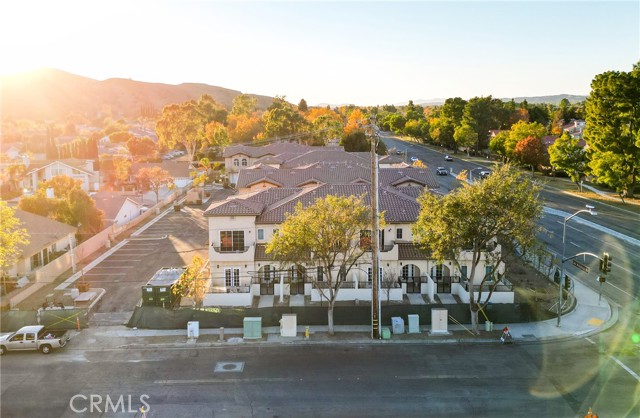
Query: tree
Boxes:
[
  {"xmin": 548, "ymin": 132, "xmax": 587, "ymax": 190},
  {"xmin": 0, "ymin": 201, "xmax": 29, "ymax": 277},
  {"xmin": 262, "ymin": 97, "xmax": 309, "ymax": 139},
  {"xmin": 113, "ymin": 157, "xmax": 132, "ymax": 189},
  {"xmin": 109, "ymin": 131, "xmax": 134, "ymax": 143},
  {"xmin": 298, "ymin": 98, "xmax": 308, "ymax": 112},
  {"xmin": 227, "ymin": 113, "xmax": 264, "ymax": 144},
  {"xmin": 4, "ymin": 163, "xmax": 26, "ymax": 193},
  {"xmin": 311, "ymin": 114, "xmax": 344, "ymax": 145},
  {"xmin": 453, "ymin": 123, "xmax": 478, "ymax": 155},
  {"xmin": 584, "ymin": 62, "xmax": 640, "ymax": 198},
  {"xmin": 513, "ymin": 136, "xmax": 547, "ymax": 175},
  {"xmin": 127, "ymin": 136, "xmax": 157, "ymax": 160},
  {"xmin": 462, "ymin": 96, "xmax": 494, "ymax": 152},
  {"xmin": 156, "ymin": 95, "xmax": 228, "ymax": 163},
  {"xmin": 412, "ymin": 165, "xmax": 543, "ymax": 333},
  {"xmin": 489, "ymin": 131, "xmax": 510, "ymax": 161},
  {"xmin": 231, "ymin": 94, "xmax": 258, "ymax": 116},
  {"xmin": 341, "ymin": 130, "xmax": 370, "ymax": 152},
  {"xmin": 173, "ymin": 255, "xmax": 208, "ymax": 308},
  {"xmin": 18, "ymin": 175, "xmax": 104, "ymax": 239},
  {"xmin": 266, "ymin": 195, "xmax": 374, "ymax": 335},
  {"xmin": 135, "ymin": 166, "xmax": 173, "ymax": 204},
  {"xmin": 505, "ymin": 120, "xmax": 547, "ymax": 159}
]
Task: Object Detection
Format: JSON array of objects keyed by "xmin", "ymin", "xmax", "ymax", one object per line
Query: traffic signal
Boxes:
[
  {"xmin": 601, "ymin": 253, "xmax": 611, "ymax": 273},
  {"xmin": 564, "ymin": 275, "xmax": 571, "ymax": 290},
  {"xmin": 606, "ymin": 254, "xmax": 613, "ymax": 273}
]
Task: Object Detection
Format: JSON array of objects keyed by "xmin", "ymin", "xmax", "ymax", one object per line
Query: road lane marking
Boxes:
[
  {"xmin": 611, "ymin": 356, "xmax": 640, "ymax": 382},
  {"xmin": 585, "ymin": 337, "xmax": 640, "ymax": 382}
]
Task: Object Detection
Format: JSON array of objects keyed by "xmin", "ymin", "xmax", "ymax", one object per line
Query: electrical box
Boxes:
[
  {"xmin": 187, "ymin": 321, "xmax": 199, "ymax": 339},
  {"xmin": 280, "ymin": 314, "xmax": 297, "ymax": 337},
  {"xmin": 431, "ymin": 308, "xmax": 449, "ymax": 334},
  {"xmin": 243, "ymin": 317, "xmax": 262, "ymax": 339},
  {"xmin": 391, "ymin": 317, "xmax": 405, "ymax": 334},
  {"xmin": 408, "ymin": 314, "xmax": 420, "ymax": 333}
]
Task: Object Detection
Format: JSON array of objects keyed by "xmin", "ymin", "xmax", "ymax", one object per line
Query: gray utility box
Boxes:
[
  {"xmin": 407, "ymin": 314, "xmax": 420, "ymax": 333},
  {"xmin": 243, "ymin": 317, "xmax": 262, "ymax": 339},
  {"xmin": 391, "ymin": 317, "xmax": 405, "ymax": 334}
]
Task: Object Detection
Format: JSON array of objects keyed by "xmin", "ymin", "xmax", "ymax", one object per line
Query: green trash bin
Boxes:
[
  {"xmin": 485, "ymin": 321, "xmax": 493, "ymax": 332},
  {"xmin": 381, "ymin": 327, "xmax": 391, "ymax": 340}
]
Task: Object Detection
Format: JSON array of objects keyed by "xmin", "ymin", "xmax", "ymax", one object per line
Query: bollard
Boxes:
[
  {"xmin": 219, "ymin": 327, "xmax": 224, "ymax": 341},
  {"xmin": 305, "ymin": 326, "xmax": 310, "ymax": 340}
]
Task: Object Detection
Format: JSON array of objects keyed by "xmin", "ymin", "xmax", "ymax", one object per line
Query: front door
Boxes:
[
  {"xmin": 259, "ymin": 266, "xmax": 275, "ymax": 295},
  {"xmin": 405, "ymin": 276, "xmax": 421, "ymax": 293},
  {"xmin": 289, "ymin": 266, "xmax": 305, "ymax": 295}
]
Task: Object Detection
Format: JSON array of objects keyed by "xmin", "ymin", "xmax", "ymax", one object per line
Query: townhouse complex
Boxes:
[{"xmin": 204, "ymin": 143, "xmax": 510, "ymax": 307}]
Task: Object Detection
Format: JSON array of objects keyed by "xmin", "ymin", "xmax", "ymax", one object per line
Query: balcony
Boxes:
[{"xmin": 211, "ymin": 246, "xmax": 251, "ymax": 253}]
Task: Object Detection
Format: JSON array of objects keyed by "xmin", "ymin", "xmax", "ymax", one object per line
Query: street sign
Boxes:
[{"xmin": 572, "ymin": 259, "xmax": 590, "ymax": 273}]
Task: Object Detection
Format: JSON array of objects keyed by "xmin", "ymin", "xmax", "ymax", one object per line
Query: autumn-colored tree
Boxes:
[
  {"xmin": 505, "ymin": 120, "xmax": 547, "ymax": 159},
  {"xmin": 113, "ymin": 157, "xmax": 132, "ymax": 188},
  {"xmin": 413, "ymin": 165, "xmax": 542, "ymax": 333},
  {"xmin": 173, "ymin": 255, "xmax": 208, "ymax": 308},
  {"xmin": 227, "ymin": 113, "xmax": 264, "ymax": 143},
  {"xmin": 127, "ymin": 136, "xmax": 157, "ymax": 161},
  {"xmin": 0, "ymin": 201, "xmax": 29, "ymax": 277},
  {"xmin": 344, "ymin": 108, "xmax": 366, "ymax": 135},
  {"xmin": 135, "ymin": 166, "xmax": 173, "ymax": 204},
  {"xmin": 156, "ymin": 95, "xmax": 228, "ymax": 163},
  {"xmin": 513, "ymin": 136, "xmax": 547, "ymax": 175},
  {"xmin": 266, "ymin": 195, "xmax": 375, "ymax": 335},
  {"xmin": 4, "ymin": 163, "xmax": 26, "ymax": 193},
  {"xmin": 109, "ymin": 131, "xmax": 134, "ymax": 143}
]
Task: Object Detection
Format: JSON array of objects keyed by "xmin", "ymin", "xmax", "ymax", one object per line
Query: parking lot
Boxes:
[{"xmin": 86, "ymin": 204, "xmax": 210, "ymax": 317}]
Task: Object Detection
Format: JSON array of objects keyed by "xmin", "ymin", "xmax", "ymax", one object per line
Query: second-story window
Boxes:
[
  {"xmin": 257, "ymin": 228, "xmax": 264, "ymax": 240},
  {"xmin": 241, "ymin": 158, "xmax": 248, "ymax": 166},
  {"xmin": 396, "ymin": 228, "xmax": 403, "ymax": 239},
  {"xmin": 233, "ymin": 159, "xmax": 239, "ymax": 166},
  {"xmin": 220, "ymin": 230, "xmax": 245, "ymax": 252}
]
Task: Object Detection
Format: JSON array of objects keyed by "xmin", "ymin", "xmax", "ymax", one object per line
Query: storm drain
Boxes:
[
  {"xmin": 522, "ymin": 334, "xmax": 538, "ymax": 339},
  {"xmin": 214, "ymin": 362, "xmax": 245, "ymax": 373}
]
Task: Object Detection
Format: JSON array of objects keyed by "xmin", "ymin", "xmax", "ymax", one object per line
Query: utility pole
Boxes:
[{"xmin": 369, "ymin": 120, "xmax": 381, "ymax": 339}]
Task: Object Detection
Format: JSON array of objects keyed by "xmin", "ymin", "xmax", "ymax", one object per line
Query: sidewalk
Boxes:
[{"xmin": 65, "ymin": 279, "xmax": 615, "ymax": 350}]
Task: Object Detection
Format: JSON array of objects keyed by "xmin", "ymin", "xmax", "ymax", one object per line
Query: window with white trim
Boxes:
[
  {"xmin": 233, "ymin": 159, "xmax": 239, "ymax": 166},
  {"xmin": 367, "ymin": 267, "xmax": 383, "ymax": 282},
  {"xmin": 396, "ymin": 228, "xmax": 403, "ymax": 239},
  {"xmin": 224, "ymin": 268, "xmax": 240, "ymax": 287},
  {"xmin": 257, "ymin": 228, "xmax": 264, "ymax": 240},
  {"xmin": 241, "ymin": 158, "xmax": 248, "ymax": 166}
]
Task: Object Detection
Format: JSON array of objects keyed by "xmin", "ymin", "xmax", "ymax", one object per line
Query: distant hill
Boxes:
[
  {"xmin": 0, "ymin": 68, "xmax": 274, "ymax": 120},
  {"xmin": 498, "ymin": 94, "xmax": 588, "ymax": 105}
]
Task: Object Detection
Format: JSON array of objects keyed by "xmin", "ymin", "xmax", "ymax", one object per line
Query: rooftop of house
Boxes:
[
  {"xmin": 235, "ymin": 163, "xmax": 438, "ymax": 190},
  {"xmin": 204, "ymin": 183, "xmax": 426, "ymax": 224},
  {"xmin": 131, "ymin": 160, "xmax": 192, "ymax": 178},
  {"xmin": 91, "ymin": 192, "xmax": 145, "ymax": 224},
  {"xmin": 14, "ymin": 210, "xmax": 78, "ymax": 257},
  {"xmin": 223, "ymin": 142, "xmax": 315, "ymax": 158}
]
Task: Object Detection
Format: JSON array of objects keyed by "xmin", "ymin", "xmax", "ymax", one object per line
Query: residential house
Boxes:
[
  {"xmin": 562, "ymin": 119, "xmax": 586, "ymax": 140},
  {"xmin": 92, "ymin": 192, "xmax": 147, "ymax": 228},
  {"xmin": 131, "ymin": 160, "xmax": 193, "ymax": 191},
  {"xmin": 22, "ymin": 159, "xmax": 100, "ymax": 193},
  {"xmin": 6, "ymin": 210, "xmax": 77, "ymax": 279}
]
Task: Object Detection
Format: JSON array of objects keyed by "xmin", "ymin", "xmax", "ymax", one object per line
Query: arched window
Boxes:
[
  {"xmin": 402, "ymin": 264, "xmax": 420, "ymax": 279},
  {"xmin": 241, "ymin": 158, "xmax": 248, "ymax": 166},
  {"xmin": 233, "ymin": 159, "xmax": 239, "ymax": 167}
]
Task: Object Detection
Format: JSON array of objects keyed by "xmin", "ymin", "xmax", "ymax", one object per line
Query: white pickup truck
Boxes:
[{"xmin": 0, "ymin": 325, "xmax": 70, "ymax": 355}]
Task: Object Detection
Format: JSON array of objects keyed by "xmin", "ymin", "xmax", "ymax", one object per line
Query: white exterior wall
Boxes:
[
  {"xmin": 209, "ymin": 215, "xmax": 257, "ymax": 287},
  {"xmin": 113, "ymin": 199, "xmax": 144, "ymax": 227},
  {"xmin": 26, "ymin": 161, "xmax": 99, "ymax": 192}
]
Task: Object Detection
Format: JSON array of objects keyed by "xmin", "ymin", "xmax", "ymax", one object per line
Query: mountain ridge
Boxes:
[{"xmin": 0, "ymin": 68, "xmax": 275, "ymax": 120}]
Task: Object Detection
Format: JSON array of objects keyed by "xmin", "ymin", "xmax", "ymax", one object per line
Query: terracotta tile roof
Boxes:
[
  {"xmin": 254, "ymin": 244, "xmax": 275, "ymax": 261},
  {"xmin": 203, "ymin": 198, "xmax": 264, "ymax": 216},
  {"xmin": 281, "ymin": 149, "xmax": 369, "ymax": 168},
  {"xmin": 398, "ymin": 243, "xmax": 431, "ymax": 260},
  {"xmin": 236, "ymin": 165, "xmax": 438, "ymax": 190},
  {"xmin": 223, "ymin": 143, "xmax": 313, "ymax": 158},
  {"xmin": 14, "ymin": 210, "xmax": 78, "ymax": 257}
]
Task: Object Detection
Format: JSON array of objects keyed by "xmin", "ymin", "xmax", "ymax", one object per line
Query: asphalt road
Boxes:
[
  {"xmin": 381, "ymin": 135, "xmax": 640, "ymax": 310},
  {"xmin": 1, "ymin": 340, "xmax": 637, "ymax": 417}
]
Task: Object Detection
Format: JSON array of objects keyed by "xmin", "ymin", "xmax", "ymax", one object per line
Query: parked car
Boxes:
[
  {"xmin": 436, "ymin": 167, "xmax": 448, "ymax": 176},
  {"xmin": 410, "ymin": 156, "xmax": 419, "ymax": 162},
  {"xmin": 0, "ymin": 325, "xmax": 70, "ymax": 355},
  {"xmin": 444, "ymin": 155, "xmax": 453, "ymax": 161},
  {"xmin": 479, "ymin": 170, "xmax": 491, "ymax": 179},
  {"xmin": 396, "ymin": 150, "xmax": 403, "ymax": 155}
]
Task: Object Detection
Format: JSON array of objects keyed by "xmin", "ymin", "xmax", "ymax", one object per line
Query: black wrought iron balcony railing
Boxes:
[{"xmin": 211, "ymin": 246, "xmax": 250, "ymax": 253}]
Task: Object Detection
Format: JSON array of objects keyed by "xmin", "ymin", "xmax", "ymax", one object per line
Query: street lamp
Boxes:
[{"xmin": 557, "ymin": 204, "xmax": 597, "ymax": 327}]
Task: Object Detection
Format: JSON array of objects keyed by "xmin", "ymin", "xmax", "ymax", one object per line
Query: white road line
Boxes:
[
  {"xmin": 91, "ymin": 266, "xmax": 134, "ymax": 269},
  {"xmin": 611, "ymin": 355, "xmax": 640, "ymax": 382},
  {"xmin": 585, "ymin": 337, "xmax": 640, "ymax": 382},
  {"xmin": 83, "ymin": 273, "xmax": 127, "ymax": 276}
]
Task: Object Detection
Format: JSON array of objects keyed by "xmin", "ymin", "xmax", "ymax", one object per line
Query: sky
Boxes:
[{"xmin": 1, "ymin": 0, "xmax": 638, "ymax": 106}]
